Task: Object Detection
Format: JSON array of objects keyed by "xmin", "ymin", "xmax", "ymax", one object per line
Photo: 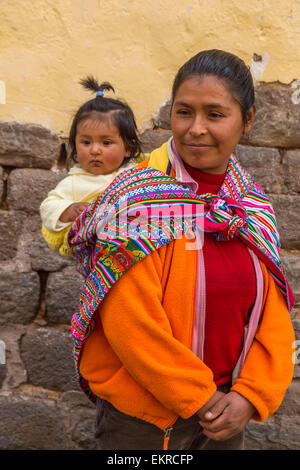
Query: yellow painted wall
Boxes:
[{"xmin": 1, "ymin": 0, "xmax": 300, "ymax": 136}]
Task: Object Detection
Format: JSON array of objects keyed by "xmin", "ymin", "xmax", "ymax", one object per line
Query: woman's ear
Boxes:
[{"xmin": 243, "ymin": 104, "xmax": 256, "ymax": 134}]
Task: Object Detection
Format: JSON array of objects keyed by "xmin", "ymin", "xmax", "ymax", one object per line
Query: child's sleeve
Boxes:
[
  {"xmin": 40, "ymin": 176, "xmax": 74, "ymax": 256},
  {"xmin": 40, "ymin": 186, "xmax": 74, "ymax": 231},
  {"xmin": 41, "ymin": 223, "xmax": 72, "ymax": 256}
]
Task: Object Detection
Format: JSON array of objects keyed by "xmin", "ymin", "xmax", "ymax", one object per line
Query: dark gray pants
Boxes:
[{"xmin": 95, "ymin": 398, "xmax": 244, "ymax": 451}]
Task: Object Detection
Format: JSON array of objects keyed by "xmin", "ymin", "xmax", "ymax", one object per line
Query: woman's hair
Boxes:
[
  {"xmin": 171, "ymin": 49, "xmax": 255, "ymax": 123},
  {"xmin": 65, "ymin": 76, "xmax": 142, "ymax": 164}
]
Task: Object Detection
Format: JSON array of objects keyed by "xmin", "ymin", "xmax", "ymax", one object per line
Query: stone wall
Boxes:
[{"xmin": 0, "ymin": 82, "xmax": 299, "ymax": 450}]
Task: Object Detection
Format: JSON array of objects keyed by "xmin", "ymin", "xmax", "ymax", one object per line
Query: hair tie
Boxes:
[{"xmin": 96, "ymin": 90, "xmax": 104, "ymax": 97}]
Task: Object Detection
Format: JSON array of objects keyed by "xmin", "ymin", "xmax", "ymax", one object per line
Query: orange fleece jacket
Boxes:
[{"xmin": 79, "ymin": 234, "xmax": 295, "ymax": 430}]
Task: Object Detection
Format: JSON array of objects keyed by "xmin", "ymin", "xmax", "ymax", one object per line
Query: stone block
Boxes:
[
  {"xmin": 140, "ymin": 129, "xmax": 172, "ymax": 153},
  {"xmin": 46, "ymin": 268, "xmax": 84, "ymax": 324},
  {"xmin": 71, "ymin": 417, "xmax": 97, "ymax": 450},
  {"xmin": 240, "ymin": 82, "xmax": 300, "ymax": 148},
  {"xmin": 0, "ymin": 325, "xmax": 27, "ymax": 390},
  {"xmin": 0, "ymin": 271, "xmax": 40, "ymax": 325},
  {"xmin": 282, "ymin": 150, "xmax": 300, "ymax": 193},
  {"xmin": 234, "ymin": 145, "xmax": 285, "ymax": 194},
  {"xmin": 0, "ymin": 210, "xmax": 23, "ymax": 261},
  {"xmin": 7, "ymin": 168, "xmax": 65, "ymax": 213},
  {"xmin": 0, "ymin": 121, "xmax": 60, "ymax": 169},
  {"xmin": 60, "ymin": 391, "xmax": 97, "ymax": 450},
  {"xmin": 281, "ymin": 252, "xmax": 300, "ymax": 308},
  {"xmin": 20, "ymin": 327, "xmax": 77, "ymax": 392},
  {"xmin": 0, "ymin": 166, "xmax": 3, "ymax": 202},
  {"xmin": 154, "ymin": 101, "xmax": 172, "ymax": 129},
  {"xmin": 0, "ymin": 365, "xmax": 7, "ymax": 389},
  {"xmin": 20, "ymin": 214, "xmax": 74, "ymax": 272},
  {"xmin": 245, "ymin": 418, "xmax": 300, "ymax": 450},
  {"xmin": 61, "ymin": 390, "xmax": 95, "ymax": 409},
  {"xmin": 275, "ymin": 381, "xmax": 300, "ymax": 417},
  {"xmin": 0, "ymin": 395, "xmax": 66, "ymax": 450},
  {"xmin": 292, "ymin": 319, "xmax": 300, "ymax": 378},
  {"xmin": 269, "ymin": 195, "xmax": 300, "ymax": 249}
]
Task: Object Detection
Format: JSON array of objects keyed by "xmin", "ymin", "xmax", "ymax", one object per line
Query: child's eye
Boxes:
[
  {"xmin": 103, "ymin": 140, "xmax": 112, "ymax": 146},
  {"xmin": 81, "ymin": 139, "xmax": 90, "ymax": 145}
]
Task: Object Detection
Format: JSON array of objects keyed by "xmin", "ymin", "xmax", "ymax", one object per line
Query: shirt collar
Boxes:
[{"xmin": 167, "ymin": 137, "xmax": 198, "ymax": 193}]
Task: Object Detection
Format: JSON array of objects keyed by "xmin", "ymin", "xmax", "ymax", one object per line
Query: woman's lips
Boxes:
[{"xmin": 184, "ymin": 143, "xmax": 214, "ymax": 151}]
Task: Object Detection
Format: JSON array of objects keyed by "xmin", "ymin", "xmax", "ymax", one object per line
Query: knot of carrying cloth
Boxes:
[{"xmin": 203, "ymin": 194, "xmax": 248, "ymax": 240}]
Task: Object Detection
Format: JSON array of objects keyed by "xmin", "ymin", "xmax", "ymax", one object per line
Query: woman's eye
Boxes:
[
  {"xmin": 209, "ymin": 112, "xmax": 223, "ymax": 119},
  {"xmin": 176, "ymin": 109, "xmax": 190, "ymax": 116}
]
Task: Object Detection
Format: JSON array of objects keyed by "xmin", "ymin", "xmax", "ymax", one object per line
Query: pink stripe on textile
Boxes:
[
  {"xmin": 192, "ymin": 228, "xmax": 206, "ymax": 361},
  {"xmin": 235, "ymin": 249, "xmax": 264, "ymax": 378}
]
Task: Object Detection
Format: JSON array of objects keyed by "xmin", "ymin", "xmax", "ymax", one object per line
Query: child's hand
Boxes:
[
  {"xmin": 59, "ymin": 202, "xmax": 89, "ymax": 223},
  {"xmin": 198, "ymin": 391, "xmax": 255, "ymax": 441}
]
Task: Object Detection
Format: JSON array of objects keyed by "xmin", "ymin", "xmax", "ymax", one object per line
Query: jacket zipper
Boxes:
[{"xmin": 163, "ymin": 426, "xmax": 173, "ymax": 450}]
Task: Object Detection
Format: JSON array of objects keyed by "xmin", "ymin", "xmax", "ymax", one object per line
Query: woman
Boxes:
[{"xmin": 69, "ymin": 50, "xmax": 295, "ymax": 450}]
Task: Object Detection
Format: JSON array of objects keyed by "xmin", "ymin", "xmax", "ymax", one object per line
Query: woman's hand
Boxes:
[
  {"xmin": 198, "ymin": 391, "xmax": 255, "ymax": 441},
  {"xmin": 197, "ymin": 391, "xmax": 226, "ymax": 421},
  {"xmin": 59, "ymin": 202, "xmax": 89, "ymax": 223}
]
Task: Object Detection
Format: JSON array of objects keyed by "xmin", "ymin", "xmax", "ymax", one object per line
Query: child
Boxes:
[{"xmin": 40, "ymin": 76, "xmax": 145, "ymax": 255}]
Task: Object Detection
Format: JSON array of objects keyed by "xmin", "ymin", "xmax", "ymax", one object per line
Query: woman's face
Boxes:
[{"xmin": 170, "ymin": 75, "xmax": 255, "ymax": 174}]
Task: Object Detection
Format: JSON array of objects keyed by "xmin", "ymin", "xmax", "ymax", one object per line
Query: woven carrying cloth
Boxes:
[{"xmin": 69, "ymin": 155, "xmax": 294, "ymax": 402}]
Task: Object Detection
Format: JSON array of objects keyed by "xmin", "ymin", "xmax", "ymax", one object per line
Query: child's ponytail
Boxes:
[{"xmin": 79, "ymin": 76, "xmax": 115, "ymax": 97}]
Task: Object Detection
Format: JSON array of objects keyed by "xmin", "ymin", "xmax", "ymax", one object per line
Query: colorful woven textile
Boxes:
[{"xmin": 68, "ymin": 155, "xmax": 294, "ymax": 401}]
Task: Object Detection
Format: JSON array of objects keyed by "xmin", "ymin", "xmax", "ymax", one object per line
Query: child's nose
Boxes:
[{"xmin": 91, "ymin": 143, "xmax": 102, "ymax": 154}]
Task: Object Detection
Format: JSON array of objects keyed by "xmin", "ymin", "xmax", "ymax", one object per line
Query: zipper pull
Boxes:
[{"xmin": 163, "ymin": 426, "xmax": 173, "ymax": 450}]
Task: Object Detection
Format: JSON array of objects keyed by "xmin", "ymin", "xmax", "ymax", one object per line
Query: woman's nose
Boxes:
[{"xmin": 189, "ymin": 115, "xmax": 207, "ymax": 136}]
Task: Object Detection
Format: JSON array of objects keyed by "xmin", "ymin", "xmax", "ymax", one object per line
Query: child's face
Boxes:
[{"xmin": 75, "ymin": 118, "xmax": 130, "ymax": 175}]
